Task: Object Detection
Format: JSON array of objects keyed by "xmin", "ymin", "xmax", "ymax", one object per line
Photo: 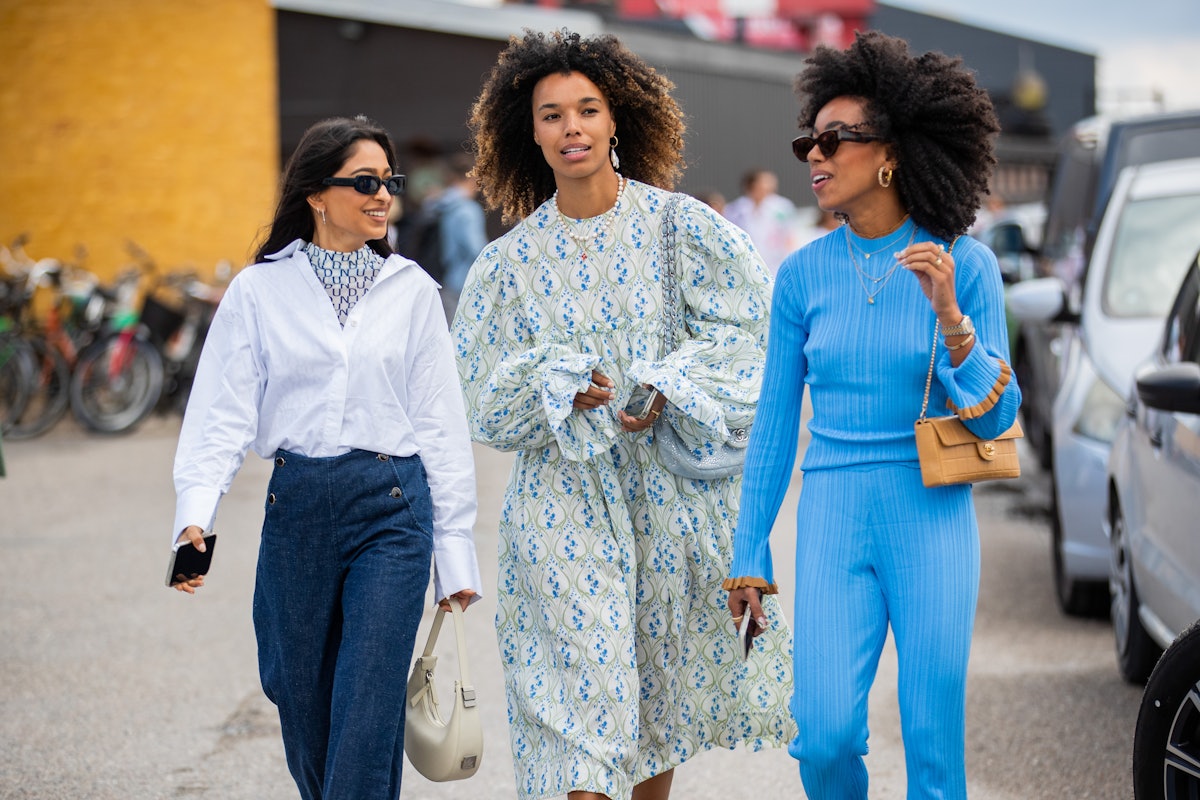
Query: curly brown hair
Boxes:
[
  {"xmin": 795, "ymin": 31, "xmax": 1000, "ymax": 240},
  {"xmin": 468, "ymin": 29, "xmax": 687, "ymax": 224}
]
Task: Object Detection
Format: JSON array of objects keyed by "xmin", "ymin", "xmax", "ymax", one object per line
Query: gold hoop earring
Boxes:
[
  {"xmin": 878, "ymin": 166, "xmax": 894, "ymax": 188},
  {"xmin": 610, "ymin": 135, "xmax": 620, "ymax": 171}
]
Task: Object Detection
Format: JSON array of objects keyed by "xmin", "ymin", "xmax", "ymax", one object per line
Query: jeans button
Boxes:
[
  {"xmin": 377, "ymin": 453, "xmax": 390, "ymax": 461},
  {"xmin": 275, "ymin": 457, "xmax": 285, "ymax": 466},
  {"xmin": 268, "ymin": 493, "xmax": 276, "ymax": 504},
  {"xmin": 390, "ymin": 487, "xmax": 402, "ymax": 498}
]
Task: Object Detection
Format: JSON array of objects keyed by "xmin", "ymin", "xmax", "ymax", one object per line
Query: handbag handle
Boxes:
[
  {"xmin": 417, "ymin": 601, "xmax": 474, "ymax": 701},
  {"xmin": 918, "ymin": 235, "xmax": 960, "ymax": 423}
]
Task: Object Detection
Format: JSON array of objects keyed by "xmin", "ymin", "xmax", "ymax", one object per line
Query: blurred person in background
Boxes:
[
  {"xmin": 723, "ymin": 168, "xmax": 797, "ymax": 274},
  {"xmin": 422, "ymin": 152, "xmax": 488, "ymax": 321}
]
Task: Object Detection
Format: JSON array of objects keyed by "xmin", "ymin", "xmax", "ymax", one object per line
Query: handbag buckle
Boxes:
[{"xmin": 460, "ymin": 686, "xmax": 477, "ymax": 708}]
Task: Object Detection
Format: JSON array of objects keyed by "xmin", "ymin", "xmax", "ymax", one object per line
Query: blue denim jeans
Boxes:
[{"xmin": 253, "ymin": 448, "xmax": 434, "ymax": 800}]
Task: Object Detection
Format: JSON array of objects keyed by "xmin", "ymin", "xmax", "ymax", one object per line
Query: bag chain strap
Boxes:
[
  {"xmin": 659, "ymin": 193, "xmax": 685, "ymax": 358},
  {"xmin": 918, "ymin": 235, "xmax": 960, "ymax": 423}
]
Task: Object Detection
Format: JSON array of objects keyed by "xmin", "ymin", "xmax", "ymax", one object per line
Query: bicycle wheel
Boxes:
[
  {"xmin": 69, "ymin": 332, "xmax": 164, "ymax": 434},
  {"xmin": 5, "ymin": 335, "xmax": 71, "ymax": 440},
  {"xmin": 0, "ymin": 333, "xmax": 35, "ymax": 434}
]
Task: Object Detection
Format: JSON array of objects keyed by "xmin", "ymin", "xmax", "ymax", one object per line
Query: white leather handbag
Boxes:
[{"xmin": 404, "ymin": 602, "xmax": 483, "ymax": 781}]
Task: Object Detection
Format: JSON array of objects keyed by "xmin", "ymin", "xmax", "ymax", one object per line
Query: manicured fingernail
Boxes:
[{"xmin": 756, "ymin": 616, "xmax": 768, "ymax": 628}]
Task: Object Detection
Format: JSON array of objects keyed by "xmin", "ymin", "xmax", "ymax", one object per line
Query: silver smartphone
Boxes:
[
  {"xmin": 737, "ymin": 613, "xmax": 755, "ymax": 661},
  {"xmin": 632, "ymin": 388, "xmax": 662, "ymax": 420}
]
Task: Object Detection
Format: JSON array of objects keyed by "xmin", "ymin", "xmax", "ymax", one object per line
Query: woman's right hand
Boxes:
[
  {"xmin": 573, "ymin": 369, "xmax": 614, "ymax": 410},
  {"xmin": 727, "ymin": 587, "xmax": 768, "ymax": 639},
  {"xmin": 172, "ymin": 526, "xmax": 208, "ymax": 594}
]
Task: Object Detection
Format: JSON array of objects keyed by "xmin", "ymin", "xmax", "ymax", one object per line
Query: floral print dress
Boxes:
[{"xmin": 452, "ymin": 180, "xmax": 795, "ymax": 800}]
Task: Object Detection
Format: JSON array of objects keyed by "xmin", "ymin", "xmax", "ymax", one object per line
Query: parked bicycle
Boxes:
[{"xmin": 69, "ymin": 242, "xmax": 226, "ymax": 434}]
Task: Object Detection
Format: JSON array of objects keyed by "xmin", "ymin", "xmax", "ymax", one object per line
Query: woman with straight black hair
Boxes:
[{"xmin": 169, "ymin": 114, "xmax": 482, "ymax": 800}]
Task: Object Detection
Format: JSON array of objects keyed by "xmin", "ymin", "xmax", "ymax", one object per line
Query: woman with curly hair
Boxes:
[
  {"xmin": 453, "ymin": 28, "xmax": 795, "ymax": 800},
  {"xmin": 725, "ymin": 31, "xmax": 1020, "ymax": 799}
]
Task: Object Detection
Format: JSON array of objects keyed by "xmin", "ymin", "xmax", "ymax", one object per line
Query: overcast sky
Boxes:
[{"xmin": 883, "ymin": 0, "xmax": 1200, "ymax": 114}]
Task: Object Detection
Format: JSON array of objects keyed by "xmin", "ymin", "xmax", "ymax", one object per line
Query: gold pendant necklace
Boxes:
[{"xmin": 846, "ymin": 224, "xmax": 916, "ymax": 304}]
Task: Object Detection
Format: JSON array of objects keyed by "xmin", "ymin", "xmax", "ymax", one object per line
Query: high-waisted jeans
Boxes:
[
  {"xmin": 789, "ymin": 463, "xmax": 979, "ymax": 800},
  {"xmin": 253, "ymin": 448, "xmax": 433, "ymax": 800}
]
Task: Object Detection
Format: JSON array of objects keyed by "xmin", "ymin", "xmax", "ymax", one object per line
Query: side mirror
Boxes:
[
  {"xmin": 1006, "ymin": 277, "xmax": 1067, "ymax": 323},
  {"xmin": 1136, "ymin": 363, "xmax": 1200, "ymax": 415}
]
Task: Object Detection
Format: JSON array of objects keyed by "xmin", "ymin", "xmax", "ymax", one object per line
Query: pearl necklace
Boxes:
[
  {"xmin": 846, "ymin": 224, "xmax": 916, "ymax": 304},
  {"xmin": 552, "ymin": 175, "xmax": 628, "ymax": 261}
]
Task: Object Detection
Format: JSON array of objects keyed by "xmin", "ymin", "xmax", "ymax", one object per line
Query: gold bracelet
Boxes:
[{"xmin": 944, "ymin": 332, "xmax": 975, "ymax": 351}]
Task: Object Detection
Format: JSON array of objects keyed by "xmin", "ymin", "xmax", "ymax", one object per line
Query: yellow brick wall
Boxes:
[{"xmin": 0, "ymin": 0, "xmax": 278, "ymax": 283}]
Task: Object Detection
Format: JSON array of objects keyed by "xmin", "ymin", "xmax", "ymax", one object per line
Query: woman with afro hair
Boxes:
[
  {"xmin": 452, "ymin": 28, "xmax": 795, "ymax": 800},
  {"xmin": 725, "ymin": 31, "xmax": 1021, "ymax": 799}
]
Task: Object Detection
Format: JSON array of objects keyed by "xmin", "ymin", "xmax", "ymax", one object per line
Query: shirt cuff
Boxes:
[
  {"xmin": 172, "ymin": 487, "xmax": 221, "ymax": 547},
  {"xmin": 432, "ymin": 534, "xmax": 483, "ymax": 606}
]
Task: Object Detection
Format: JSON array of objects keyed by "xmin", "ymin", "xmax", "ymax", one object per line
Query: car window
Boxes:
[
  {"xmin": 1103, "ymin": 193, "xmax": 1200, "ymax": 318},
  {"xmin": 1162, "ymin": 263, "xmax": 1199, "ymax": 363}
]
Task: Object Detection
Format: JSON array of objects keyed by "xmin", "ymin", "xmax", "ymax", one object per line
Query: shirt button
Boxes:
[{"xmin": 390, "ymin": 487, "xmax": 402, "ymax": 498}]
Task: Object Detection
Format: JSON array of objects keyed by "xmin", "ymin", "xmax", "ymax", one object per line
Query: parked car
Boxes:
[
  {"xmin": 1011, "ymin": 110, "xmax": 1200, "ymax": 473},
  {"xmin": 1106, "ymin": 248, "xmax": 1200, "ymax": 686},
  {"xmin": 1008, "ymin": 157, "xmax": 1200, "ymax": 617},
  {"xmin": 1132, "ymin": 619, "xmax": 1200, "ymax": 799}
]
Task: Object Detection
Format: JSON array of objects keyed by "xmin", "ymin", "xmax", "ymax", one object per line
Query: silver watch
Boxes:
[{"xmin": 942, "ymin": 315, "xmax": 974, "ymax": 337}]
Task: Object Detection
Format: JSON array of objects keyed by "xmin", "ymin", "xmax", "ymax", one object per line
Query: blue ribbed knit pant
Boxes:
[{"xmin": 789, "ymin": 463, "xmax": 979, "ymax": 799}]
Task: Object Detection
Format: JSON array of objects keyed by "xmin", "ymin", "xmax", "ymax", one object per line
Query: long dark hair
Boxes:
[{"xmin": 253, "ymin": 115, "xmax": 398, "ymax": 263}]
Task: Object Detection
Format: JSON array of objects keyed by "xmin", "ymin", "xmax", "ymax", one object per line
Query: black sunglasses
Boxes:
[
  {"xmin": 322, "ymin": 174, "xmax": 407, "ymax": 196},
  {"xmin": 791, "ymin": 129, "xmax": 884, "ymax": 163}
]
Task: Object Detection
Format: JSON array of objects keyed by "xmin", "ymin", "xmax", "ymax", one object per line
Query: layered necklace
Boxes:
[
  {"xmin": 552, "ymin": 175, "xmax": 628, "ymax": 261},
  {"xmin": 845, "ymin": 218, "xmax": 916, "ymax": 304}
]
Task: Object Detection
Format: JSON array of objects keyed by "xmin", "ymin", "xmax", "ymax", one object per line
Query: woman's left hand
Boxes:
[
  {"xmin": 616, "ymin": 385, "xmax": 666, "ymax": 433},
  {"xmin": 439, "ymin": 589, "xmax": 477, "ymax": 612},
  {"xmin": 900, "ymin": 241, "xmax": 962, "ymax": 321}
]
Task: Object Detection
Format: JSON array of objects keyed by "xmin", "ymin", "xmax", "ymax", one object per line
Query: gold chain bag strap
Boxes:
[
  {"xmin": 913, "ymin": 239, "xmax": 1023, "ymax": 488},
  {"xmin": 403, "ymin": 601, "xmax": 483, "ymax": 781}
]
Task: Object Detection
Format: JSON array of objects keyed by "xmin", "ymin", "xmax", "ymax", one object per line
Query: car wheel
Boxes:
[
  {"xmin": 1132, "ymin": 619, "xmax": 1200, "ymax": 799},
  {"xmin": 1110, "ymin": 494, "xmax": 1162, "ymax": 684},
  {"xmin": 1050, "ymin": 472, "xmax": 1109, "ymax": 618}
]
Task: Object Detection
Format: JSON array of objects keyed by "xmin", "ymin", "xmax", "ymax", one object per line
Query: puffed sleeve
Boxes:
[
  {"xmin": 452, "ymin": 232, "xmax": 616, "ymax": 461},
  {"xmin": 626, "ymin": 195, "xmax": 773, "ymax": 455}
]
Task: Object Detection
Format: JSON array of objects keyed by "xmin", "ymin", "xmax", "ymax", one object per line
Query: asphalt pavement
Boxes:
[{"xmin": 0, "ymin": 412, "xmax": 1140, "ymax": 799}]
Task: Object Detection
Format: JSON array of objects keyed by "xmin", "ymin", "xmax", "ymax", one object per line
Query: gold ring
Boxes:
[{"xmin": 731, "ymin": 614, "xmax": 744, "ymax": 623}]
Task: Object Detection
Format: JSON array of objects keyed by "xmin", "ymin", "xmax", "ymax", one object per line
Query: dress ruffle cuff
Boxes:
[{"xmin": 721, "ymin": 576, "xmax": 779, "ymax": 595}]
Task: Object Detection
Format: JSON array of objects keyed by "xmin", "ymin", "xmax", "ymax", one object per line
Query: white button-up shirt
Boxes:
[{"xmin": 172, "ymin": 239, "xmax": 481, "ymax": 602}]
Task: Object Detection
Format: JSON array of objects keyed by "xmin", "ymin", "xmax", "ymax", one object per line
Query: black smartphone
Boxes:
[{"xmin": 166, "ymin": 534, "xmax": 217, "ymax": 587}]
